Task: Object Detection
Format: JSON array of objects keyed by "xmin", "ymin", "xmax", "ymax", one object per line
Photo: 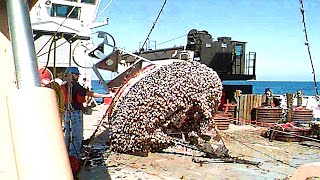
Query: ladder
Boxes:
[{"xmin": 246, "ymin": 52, "xmax": 256, "ymax": 76}]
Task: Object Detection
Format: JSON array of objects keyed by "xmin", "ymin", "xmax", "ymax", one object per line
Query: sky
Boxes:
[{"xmin": 92, "ymin": 0, "xmax": 320, "ymax": 81}]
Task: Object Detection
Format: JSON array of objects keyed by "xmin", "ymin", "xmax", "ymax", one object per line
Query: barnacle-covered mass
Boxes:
[{"xmin": 109, "ymin": 60, "xmax": 223, "ymax": 154}]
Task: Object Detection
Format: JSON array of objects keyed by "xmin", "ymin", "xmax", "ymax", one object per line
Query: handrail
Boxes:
[{"xmin": 7, "ymin": 0, "xmax": 40, "ymax": 88}]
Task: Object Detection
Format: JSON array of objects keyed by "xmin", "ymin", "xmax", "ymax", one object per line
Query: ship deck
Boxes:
[{"xmin": 79, "ymin": 103, "xmax": 320, "ymax": 179}]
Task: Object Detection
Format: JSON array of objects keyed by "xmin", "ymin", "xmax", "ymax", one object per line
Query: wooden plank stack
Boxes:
[
  {"xmin": 292, "ymin": 109, "xmax": 313, "ymax": 124},
  {"xmin": 255, "ymin": 107, "xmax": 283, "ymax": 127}
]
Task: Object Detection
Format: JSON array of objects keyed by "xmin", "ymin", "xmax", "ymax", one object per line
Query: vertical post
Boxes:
[
  {"xmin": 69, "ymin": 41, "xmax": 72, "ymax": 66},
  {"xmin": 254, "ymin": 53, "xmax": 257, "ymax": 76},
  {"xmin": 286, "ymin": 93, "xmax": 294, "ymax": 123},
  {"xmin": 6, "ymin": 0, "xmax": 40, "ymax": 88},
  {"xmin": 297, "ymin": 90, "xmax": 303, "ymax": 107},
  {"xmin": 239, "ymin": 45, "xmax": 242, "ymax": 75},
  {"xmin": 252, "ymin": 52, "xmax": 256, "ymax": 77},
  {"xmin": 234, "ymin": 90, "xmax": 242, "ymax": 125}
]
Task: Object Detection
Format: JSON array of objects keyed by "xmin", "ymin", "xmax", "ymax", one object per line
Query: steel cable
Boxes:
[
  {"xmin": 138, "ymin": 0, "xmax": 167, "ymax": 55},
  {"xmin": 299, "ymin": 0, "xmax": 318, "ymax": 96},
  {"xmin": 221, "ymin": 131, "xmax": 296, "ymax": 169},
  {"xmin": 156, "ymin": 34, "xmax": 187, "ymax": 46}
]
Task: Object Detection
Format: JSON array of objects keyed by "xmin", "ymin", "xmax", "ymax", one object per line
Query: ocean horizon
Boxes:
[{"xmin": 91, "ymin": 80, "xmax": 320, "ymax": 98}]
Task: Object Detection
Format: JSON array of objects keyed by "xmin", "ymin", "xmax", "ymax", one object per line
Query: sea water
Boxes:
[
  {"xmin": 223, "ymin": 81, "xmax": 318, "ymax": 96},
  {"xmin": 91, "ymin": 80, "xmax": 319, "ymax": 102}
]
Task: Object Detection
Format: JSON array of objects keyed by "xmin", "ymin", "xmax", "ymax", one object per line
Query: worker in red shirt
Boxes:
[{"xmin": 62, "ymin": 67, "xmax": 111, "ymax": 173}]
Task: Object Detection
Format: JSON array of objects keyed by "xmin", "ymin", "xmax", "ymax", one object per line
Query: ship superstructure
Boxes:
[{"xmin": 30, "ymin": 0, "xmax": 106, "ymax": 86}]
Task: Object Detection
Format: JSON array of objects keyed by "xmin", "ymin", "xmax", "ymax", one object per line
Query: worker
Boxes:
[
  {"xmin": 38, "ymin": 68, "xmax": 64, "ymax": 124},
  {"xmin": 62, "ymin": 67, "xmax": 111, "ymax": 171}
]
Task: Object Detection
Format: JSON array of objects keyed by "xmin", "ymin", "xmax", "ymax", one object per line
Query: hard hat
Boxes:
[{"xmin": 65, "ymin": 67, "xmax": 80, "ymax": 75}]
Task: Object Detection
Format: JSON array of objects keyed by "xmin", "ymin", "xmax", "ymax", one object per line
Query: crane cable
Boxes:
[
  {"xmin": 101, "ymin": 0, "xmax": 169, "ymax": 127},
  {"xmin": 97, "ymin": 0, "xmax": 168, "ymax": 126},
  {"xmin": 299, "ymin": 0, "xmax": 318, "ymax": 96},
  {"xmin": 139, "ymin": 0, "xmax": 167, "ymax": 55},
  {"xmin": 155, "ymin": 34, "xmax": 187, "ymax": 47}
]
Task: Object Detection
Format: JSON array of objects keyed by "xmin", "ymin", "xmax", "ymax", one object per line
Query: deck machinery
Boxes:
[
  {"xmin": 105, "ymin": 29, "xmax": 256, "ymax": 103},
  {"xmin": 186, "ymin": 29, "xmax": 256, "ymax": 81},
  {"xmin": 119, "ymin": 29, "xmax": 256, "ymax": 80}
]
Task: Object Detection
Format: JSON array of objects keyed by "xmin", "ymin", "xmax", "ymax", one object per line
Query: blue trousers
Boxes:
[{"xmin": 63, "ymin": 110, "xmax": 83, "ymax": 159}]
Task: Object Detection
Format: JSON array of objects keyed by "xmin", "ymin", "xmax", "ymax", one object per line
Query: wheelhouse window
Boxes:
[
  {"xmin": 51, "ymin": 4, "xmax": 81, "ymax": 19},
  {"xmin": 81, "ymin": 0, "xmax": 96, "ymax": 5},
  {"xmin": 235, "ymin": 44, "xmax": 243, "ymax": 58}
]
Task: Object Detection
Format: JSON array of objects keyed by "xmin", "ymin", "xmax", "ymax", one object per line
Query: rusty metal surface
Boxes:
[
  {"xmin": 107, "ymin": 60, "xmax": 143, "ymax": 88},
  {"xmin": 255, "ymin": 107, "xmax": 283, "ymax": 126},
  {"xmin": 292, "ymin": 110, "xmax": 313, "ymax": 123},
  {"xmin": 270, "ymin": 127, "xmax": 312, "ymax": 142}
]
